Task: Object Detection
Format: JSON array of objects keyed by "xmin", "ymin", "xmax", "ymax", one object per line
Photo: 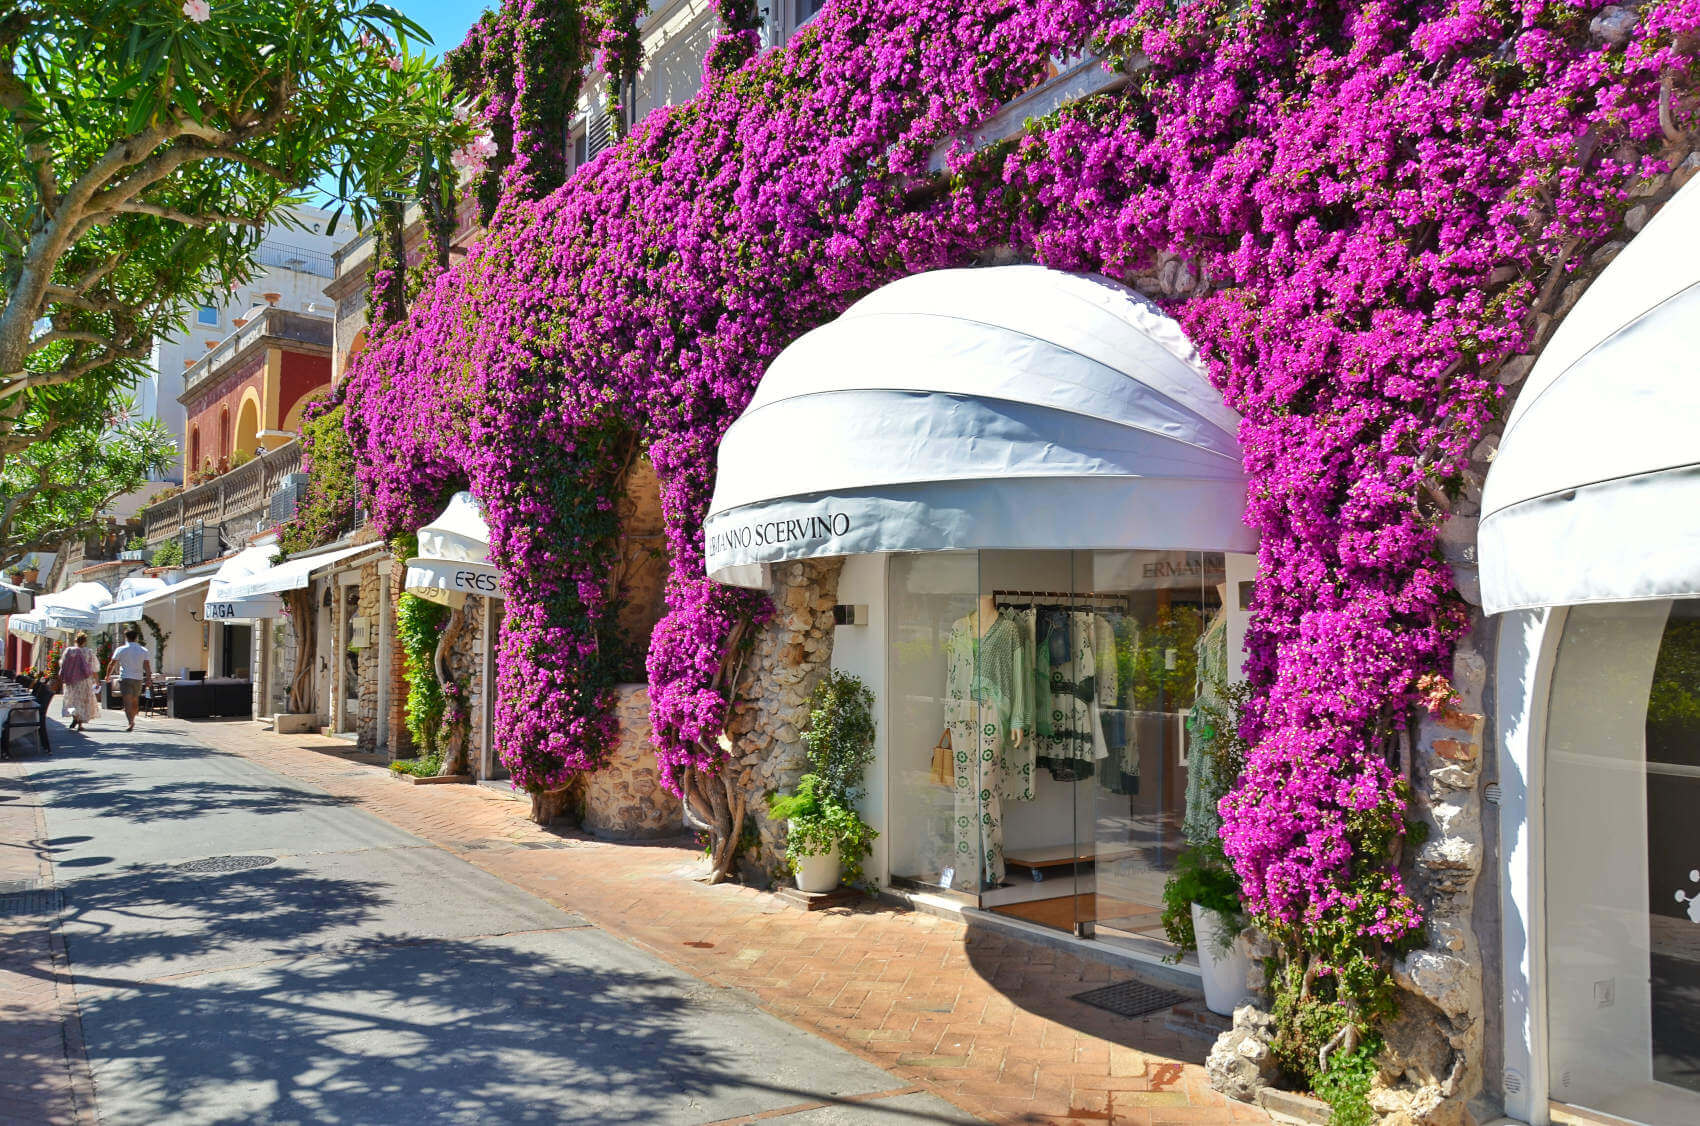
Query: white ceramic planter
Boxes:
[
  {"xmin": 790, "ymin": 822, "xmax": 842, "ymax": 893},
  {"xmin": 1193, "ymin": 902, "xmax": 1253, "ymax": 1016}
]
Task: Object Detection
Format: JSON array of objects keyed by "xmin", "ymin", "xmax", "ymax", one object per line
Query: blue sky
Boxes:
[{"xmin": 399, "ymin": 1, "xmax": 486, "ymax": 59}]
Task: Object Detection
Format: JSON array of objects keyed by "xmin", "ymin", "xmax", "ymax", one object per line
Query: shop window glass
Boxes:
[
  {"xmin": 1546, "ymin": 598, "xmax": 1700, "ymax": 1123},
  {"xmin": 884, "ymin": 548, "xmax": 1229, "ymax": 950}
]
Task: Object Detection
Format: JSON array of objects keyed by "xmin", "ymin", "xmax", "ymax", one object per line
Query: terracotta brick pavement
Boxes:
[
  {"xmin": 175, "ymin": 718, "xmax": 1273, "ymax": 1126},
  {"xmin": 0, "ymin": 756, "xmax": 95, "ymax": 1126}
]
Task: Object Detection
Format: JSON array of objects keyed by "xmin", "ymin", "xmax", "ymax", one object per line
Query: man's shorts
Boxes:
[{"xmin": 120, "ymin": 678, "xmax": 143, "ymax": 705}]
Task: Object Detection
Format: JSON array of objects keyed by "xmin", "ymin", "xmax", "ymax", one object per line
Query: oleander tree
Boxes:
[
  {"xmin": 0, "ymin": 394, "xmax": 177, "ymax": 568},
  {"xmin": 0, "ymin": 0, "xmax": 474, "ymax": 489}
]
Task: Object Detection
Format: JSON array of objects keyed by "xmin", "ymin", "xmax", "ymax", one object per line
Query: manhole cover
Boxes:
[
  {"xmin": 0, "ymin": 889, "xmax": 63, "ymax": 917},
  {"xmin": 1072, "ymin": 979, "xmax": 1187, "ymax": 1019},
  {"xmin": 172, "ymin": 855, "xmax": 278, "ymax": 875}
]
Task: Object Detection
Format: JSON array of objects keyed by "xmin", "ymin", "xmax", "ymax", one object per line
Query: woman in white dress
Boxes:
[{"xmin": 59, "ymin": 632, "xmax": 100, "ymax": 731}]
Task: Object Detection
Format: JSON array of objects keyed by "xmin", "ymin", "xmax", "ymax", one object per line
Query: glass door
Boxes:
[
  {"xmin": 1546, "ymin": 597, "xmax": 1700, "ymax": 1124},
  {"xmin": 1085, "ymin": 551, "xmax": 1226, "ymax": 947}
]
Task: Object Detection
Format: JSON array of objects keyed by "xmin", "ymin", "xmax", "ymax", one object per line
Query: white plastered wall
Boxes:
[{"xmin": 830, "ymin": 553, "xmax": 890, "ymax": 884}]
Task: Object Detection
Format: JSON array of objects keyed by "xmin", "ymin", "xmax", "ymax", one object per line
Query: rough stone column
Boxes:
[
  {"xmin": 356, "ymin": 561, "xmax": 381, "ymax": 750},
  {"xmin": 583, "ymin": 685, "xmax": 683, "ymax": 839},
  {"xmin": 725, "ymin": 558, "xmax": 843, "ymax": 885},
  {"xmin": 386, "ymin": 558, "xmax": 411, "ymax": 759}
]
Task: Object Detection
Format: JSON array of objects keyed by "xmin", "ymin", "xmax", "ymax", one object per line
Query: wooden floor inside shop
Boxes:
[{"xmin": 989, "ymin": 892, "xmax": 1168, "ymax": 939}]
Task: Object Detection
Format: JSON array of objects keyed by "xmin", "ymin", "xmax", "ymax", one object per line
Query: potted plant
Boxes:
[
  {"xmin": 766, "ymin": 669, "xmax": 878, "ymax": 893},
  {"xmin": 1160, "ymin": 639, "xmax": 1255, "ymax": 1014}
]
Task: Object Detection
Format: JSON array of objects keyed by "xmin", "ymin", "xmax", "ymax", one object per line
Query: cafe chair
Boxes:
[{"xmin": 0, "ymin": 684, "xmax": 52, "ymax": 759}]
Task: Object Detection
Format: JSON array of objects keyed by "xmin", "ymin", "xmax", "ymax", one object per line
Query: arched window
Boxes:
[
  {"xmin": 189, "ymin": 425, "xmax": 201, "ymax": 472},
  {"xmin": 219, "ymin": 405, "xmax": 230, "ymax": 458}
]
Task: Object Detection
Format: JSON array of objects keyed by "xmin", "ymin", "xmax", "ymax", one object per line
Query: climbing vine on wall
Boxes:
[
  {"xmin": 345, "ymin": 0, "xmax": 1700, "ymax": 1100},
  {"xmin": 279, "ymin": 399, "xmax": 361, "ymax": 556}
]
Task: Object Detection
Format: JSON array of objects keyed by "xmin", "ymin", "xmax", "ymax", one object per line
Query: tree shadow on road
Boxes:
[{"xmin": 62, "ymin": 921, "xmax": 977, "ymax": 1125}]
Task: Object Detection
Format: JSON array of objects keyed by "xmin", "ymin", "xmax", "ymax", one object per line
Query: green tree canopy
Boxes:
[
  {"xmin": 0, "ymin": 394, "xmax": 177, "ymax": 565},
  {"xmin": 0, "ymin": 0, "xmax": 472, "ymax": 484}
]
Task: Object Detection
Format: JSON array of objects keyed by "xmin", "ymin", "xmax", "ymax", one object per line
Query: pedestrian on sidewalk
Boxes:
[
  {"xmin": 59, "ymin": 632, "xmax": 100, "ymax": 732},
  {"xmin": 104, "ymin": 628, "xmax": 152, "ymax": 734}
]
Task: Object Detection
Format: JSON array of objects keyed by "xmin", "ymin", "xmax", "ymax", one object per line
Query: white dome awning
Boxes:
[
  {"xmin": 1480, "ymin": 178, "xmax": 1700, "ymax": 614},
  {"xmin": 9, "ymin": 610, "xmax": 53, "ymax": 638},
  {"xmin": 704, "ymin": 267, "xmax": 1253, "ymax": 586},
  {"xmin": 405, "ymin": 492, "xmax": 502, "ymax": 607},
  {"xmin": 38, "ymin": 582, "xmax": 116, "ymax": 630},
  {"xmin": 207, "ymin": 543, "xmax": 382, "ymax": 620},
  {"xmin": 98, "ymin": 575, "xmax": 212, "ymax": 624}
]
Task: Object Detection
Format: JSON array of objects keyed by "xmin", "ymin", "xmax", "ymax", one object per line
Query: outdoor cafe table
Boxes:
[{"xmin": 0, "ymin": 691, "xmax": 44, "ymax": 756}]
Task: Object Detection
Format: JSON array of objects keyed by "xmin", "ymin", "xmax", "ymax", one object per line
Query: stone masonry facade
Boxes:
[{"xmin": 724, "ymin": 558, "xmax": 844, "ymax": 885}]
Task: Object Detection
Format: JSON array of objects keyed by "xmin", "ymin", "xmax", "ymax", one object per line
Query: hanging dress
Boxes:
[{"xmin": 942, "ymin": 609, "xmax": 1031, "ymax": 891}]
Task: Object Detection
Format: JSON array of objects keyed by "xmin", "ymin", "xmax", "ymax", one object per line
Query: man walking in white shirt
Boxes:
[{"xmin": 105, "ymin": 628, "xmax": 153, "ymax": 733}]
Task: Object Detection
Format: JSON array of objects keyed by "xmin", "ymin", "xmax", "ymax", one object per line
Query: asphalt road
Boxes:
[{"xmin": 20, "ymin": 716, "xmax": 978, "ymax": 1126}]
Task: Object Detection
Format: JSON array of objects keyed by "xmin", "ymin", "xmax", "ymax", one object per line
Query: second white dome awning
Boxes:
[
  {"xmin": 704, "ymin": 267, "xmax": 1253, "ymax": 586},
  {"xmin": 1480, "ymin": 177, "xmax": 1700, "ymax": 614},
  {"xmin": 405, "ymin": 492, "xmax": 503, "ymax": 607}
]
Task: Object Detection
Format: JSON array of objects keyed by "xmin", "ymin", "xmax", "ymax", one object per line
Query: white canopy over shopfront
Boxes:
[
  {"xmin": 8, "ymin": 609, "xmax": 53, "ymax": 638},
  {"xmin": 98, "ymin": 574, "xmax": 212, "ymax": 624},
  {"xmin": 1481, "ymin": 178, "xmax": 1700, "ymax": 614},
  {"xmin": 704, "ymin": 266, "xmax": 1254, "ymax": 587},
  {"xmin": 206, "ymin": 542, "xmax": 379, "ymax": 620},
  {"xmin": 405, "ymin": 492, "xmax": 503, "ymax": 607},
  {"xmin": 36, "ymin": 582, "xmax": 116, "ymax": 631}
]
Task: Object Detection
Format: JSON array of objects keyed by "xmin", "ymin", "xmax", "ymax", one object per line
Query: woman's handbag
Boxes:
[{"xmin": 929, "ymin": 729, "xmax": 955, "ymax": 787}]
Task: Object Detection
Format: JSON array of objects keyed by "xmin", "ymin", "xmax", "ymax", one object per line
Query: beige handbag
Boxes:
[{"xmin": 929, "ymin": 728, "xmax": 955, "ymax": 787}]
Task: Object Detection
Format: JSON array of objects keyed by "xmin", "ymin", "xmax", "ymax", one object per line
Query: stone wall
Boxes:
[
  {"xmin": 268, "ymin": 614, "xmax": 297, "ymax": 715},
  {"xmin": 583, "ymin": 684, "xmax": 683, "ymax": 839},
  {"xmin": 356, "ymin": 561, "xmax": 382, "ymax": 751},
  {"xmin": 724, "ymin": 558, "xmax": 843, "ymax": 884}
]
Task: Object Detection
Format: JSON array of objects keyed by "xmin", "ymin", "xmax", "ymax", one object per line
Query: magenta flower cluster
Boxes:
[{"xmin": 344, "ymin": 0, "xmax": 1697, "ymax": 954}]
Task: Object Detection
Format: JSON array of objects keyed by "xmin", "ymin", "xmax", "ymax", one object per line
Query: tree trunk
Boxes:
[
  {"xmin": 283, "ymin": 587, "xmax": 315, "ymax": 715},
  {"xmin": 435, "ymin": 603, "xmax": 468, "ymax": 777}
]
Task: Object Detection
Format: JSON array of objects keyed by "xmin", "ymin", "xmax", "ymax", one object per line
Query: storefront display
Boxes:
[{"xmin": 887, "ymin": 549, "xmax": 1232, "ymax": 941}]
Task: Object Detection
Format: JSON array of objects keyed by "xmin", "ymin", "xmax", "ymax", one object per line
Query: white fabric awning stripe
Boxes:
[
  {"xmin": 404, "ymin": 558, "xmax": 503, "ymax": 606},
  {"xmin": 215, "ymin": 542, "xmax": 380, "ymax": 602},
  {"xmin": 8, "ymin": 610, "xmax": 55, "ymax": 637},
  {"xmin": 405, "ymin": 492, "xmax": 502, "ymax": 607},
  {"xmin": 705, "ymin": 267, "xmax": 1253, "ymax": 586},
  {"xmin": 1480, "ymin": 176, "xmax": 1700, "ymax": 613},
  {"xmin": 97, "ymin": 576, "xmax": 212, "ymax": 624},
  {"xmin": 37, "ymin": 582, "xmax": 115, "ymax": 630}
]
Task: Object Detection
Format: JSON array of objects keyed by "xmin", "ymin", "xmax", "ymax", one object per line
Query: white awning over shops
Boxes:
[
  {"xmin": 8, "ymin": 610, "xmax": 53, "ymax": 638},
  {"xmin": 206, "ymin": 542, "xmax": 379, "ymax": 620},
  {"xmin": 703, "ymin": 266, "xmax": 1255, "ymax": 587},
  {"xmin": 405, "ymin": 492, "xmax": 503, "ymax": 607},
  {"xmin": 98, "ymin": 575, "xmax": 212, "ymax": 624},
  {"xmin": 37, "ymin": 582, "xmax": 115, "ymax": 631},
  {"xmin": 1480, "ymin": 178, "xmax": 1700, "ymax": 614}
]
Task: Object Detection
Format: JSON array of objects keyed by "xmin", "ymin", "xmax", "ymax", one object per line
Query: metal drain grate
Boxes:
[
  {"xmin": 0, "ymin": 889, "xmax": 64, "ymax": 917},
  {"xmin": 172, "ymin": 855, "xmax": 278, "ymax": 875},
  {"xmin": 1072, "ymin": 978, "xmax": 1187, "ymax": 1020}
]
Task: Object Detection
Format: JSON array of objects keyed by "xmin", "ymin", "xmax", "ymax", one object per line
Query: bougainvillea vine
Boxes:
[{"xmin": 345, "ymin": 0, "xmax": 1699, "ymax": 1095}]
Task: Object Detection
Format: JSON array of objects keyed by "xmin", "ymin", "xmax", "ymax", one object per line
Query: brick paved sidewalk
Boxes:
[
  {"xmin": 173, "ymin": 718, "xmax": 1273, "ymax": 1126},
  {"xmin": 0, "ymin": 757, "xmax": 95, "ymax": 1126}
]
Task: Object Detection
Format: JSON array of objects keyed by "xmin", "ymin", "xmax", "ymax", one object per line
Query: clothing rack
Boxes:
[{"xmin": 992, "ymin": 589, "xmax": 1129, "ymax": 602}]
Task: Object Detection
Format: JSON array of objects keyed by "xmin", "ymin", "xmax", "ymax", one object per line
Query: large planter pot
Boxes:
[
  {"xmin": 1193, "ymin": 902, "xmax": 1253, "ymax": 1016},
  {"xmin": 790, "ymin": 823, "xmax": 842, "ymax": 893}
]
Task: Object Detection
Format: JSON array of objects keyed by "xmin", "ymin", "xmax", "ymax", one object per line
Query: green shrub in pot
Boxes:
[{"xmin": 766, "ymin": 669, "xmax": 878, "ymax": 886}]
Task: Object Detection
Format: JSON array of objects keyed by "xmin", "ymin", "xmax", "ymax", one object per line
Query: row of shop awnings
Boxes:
[
  {"xmin": 6, "ymin": 493, "xmax": 501, "ymax": 639},
  {"xmin": 703, "ymin": 266, "xmax": 1257, "ymax": 588}
]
